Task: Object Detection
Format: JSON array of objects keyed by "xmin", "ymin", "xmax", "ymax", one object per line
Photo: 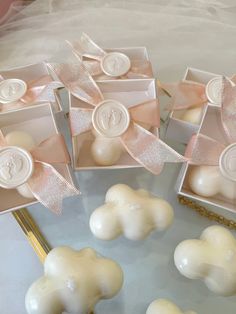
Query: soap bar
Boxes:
[
  {"xmin": 146, "ymin": 299, "xmax": 197, "ymax": 314},
  {"xmin": 89, "ymin": 184, "xmax": 174, "ymax": 241},
  {"xmin": 188, "ymin": 165, "xmax": 236, "ymax": 199},
  {"xmin": 25, "ymin": 247, "xmax": 123, "ymax": 314},
  {"xmin": 174, "ymin": 225, "xmax": 236, "ymax": 296}
]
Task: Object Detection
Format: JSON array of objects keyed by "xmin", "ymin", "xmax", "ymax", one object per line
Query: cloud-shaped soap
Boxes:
[
  {"xmin": 89, "ymin": 184, "xmax": 174, "ymax": 241},
  {"xmin": 174, "ymin": 225, "xmax": 236, "ymax": 296},
  {"xmin": 25, "ymin": 247, "xmax": 123, "ymax": 314},
  {"xmin": 146, "ymin": 299, "xmax": 197, "ymax": 314}
]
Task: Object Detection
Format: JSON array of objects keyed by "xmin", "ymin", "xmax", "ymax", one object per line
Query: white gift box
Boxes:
[
  {"xmin": 80, "ymin": 46, "xmax": 154, "ymax": 81},
  {"xmin": 176, "ymin": 105, "xmax": 236, "ymax": 216},
  {"xmin": 0, "ymin": 103, "xmax": 77, "ymax": 214},
  {"xmin": 70, "ymin": 78, "xmax": 158, "ymax": 170},
  {"xmin": 0, "ymin": 63, "xmax": 62, "ymax": 113},
  {"xmin": 165, "ymin": 67, "xmax": 221, "ymax": 144}
]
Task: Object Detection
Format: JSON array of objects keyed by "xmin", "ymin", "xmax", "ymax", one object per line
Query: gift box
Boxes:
[
  {"xmin": 165, "ymin": 67, "xmax": 223, "ymax": 144},
  {"xmin": 0, "ymin": 62, "xmax": 63, "ymax": 114},
  {"xmin": 176, "ymin": 82, "xmax": 236, "ymax": 215},
  {"xmin": 0, "ymin": 103, "xmax": 77, "ymax": 214},
  {"xmin": 70, "ymin": 78, "xmax": 158, "ymax": 170},
  {"xmin": 68, "ymin": 33, "xmax": 153, "ymax": 81}
]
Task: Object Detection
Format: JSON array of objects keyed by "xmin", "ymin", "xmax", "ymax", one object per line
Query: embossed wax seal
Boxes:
[
  {"xmin": 101, "ymin": 52, "xmax": 131, "ymax": 77},
  {"xmin": 0, "ymin": 79, "xmax": 27, "ymax": 104},
  {"xmin": 92, "ymin": 99, "xmax": 130, "ymax": 137},
  {"xmin": 205, "ymin": 76, "xmax": 222, "ymax": 105},
  {"xmin": 219, "ymin": 143, "xmax": 236, "ymax": 182},
  {"xmin": 0, "ymin": 146, "xmax": 34, "ymax": 189}
]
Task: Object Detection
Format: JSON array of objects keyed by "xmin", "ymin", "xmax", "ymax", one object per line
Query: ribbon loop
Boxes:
[
  {"xmin": 31, "ymin": 134, "xmax": 71, "ymax": 164},
  {"xmin": 48, "ymin": 62, "xmax": 104, "ymax": 106},
  {"xmin": 129, "ymin": 99, "xmax": 160, "ymax": 127},
  {"xmin": 161, "ymin": 81, "xmax": 207, "ymax": 110},
  {"xmin": 68, "ymin": 33, "xmax": 107, "ymax": 60},
  {"xmin": 221, "ymin": 77, "xmax": 236, "ymax": 143}
]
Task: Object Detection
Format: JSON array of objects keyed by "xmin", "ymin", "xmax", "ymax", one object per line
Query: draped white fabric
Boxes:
[{"xmin": 0, "ymin": 0, "xmax": 235, "ymax": 82}]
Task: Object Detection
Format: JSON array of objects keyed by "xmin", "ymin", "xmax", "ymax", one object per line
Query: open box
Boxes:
[
  {"xmin": 81, "ymin": 46, "xmax": 153, "ymax": 81},
  {"xmin": 70, "ymin": 78, "xmax": 158, "ymax": 170},
  {"xmin": 0, "ymin": 63, "xmax": 62, "ymax": 113},
  {"xmin": 165, "ymin": 67, "xmax": 221, "ymax": 144},
  {"xmin": 176, "ymin": 105, "xmax": 236, "ymax": 215},
  {"xmin": 0, "ymin": 103, "xmax": 76, "ymax": 214}
]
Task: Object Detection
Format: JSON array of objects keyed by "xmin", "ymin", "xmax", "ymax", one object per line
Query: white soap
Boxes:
[
  {"xmin": 188, "ymin": 165, "xmax": 221, "ymax": 197},
  {"xmin": 146, "ymin": 299, "xmax": 197, "ymax": 314},
  {"xmin": 174, "ymin": 225, "xmax": 236, "ymax": 296},
  {"xmin": 5, "ymin": 131, "xmax": 35, "ymax": 151},
  {"xmin": 181, "ymin": 107, "xmax": 202, "ymax": 125},
  {"xmin": 25, "ymin": 247, "xmax": 123, "ymax": 314},
  {"xmin": 188, "ymin": 165, "xmax": 236, "ymax": 200},
  {"xmin": 91, "ymin": 137, "xmax": 123, "ymax": 166},
  {"xmin": 89, "ymin": 184, "xmax": 174, "ymax": 241},
  {"xmin": 16, "ymin": 183, "xmax": 34, "ymax": 199}
]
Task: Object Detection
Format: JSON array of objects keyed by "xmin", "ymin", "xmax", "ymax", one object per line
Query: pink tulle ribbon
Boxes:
[
  {"xmin": 0, "ymin": 133, "xmax": 80, "ymax": 214},
  {"xmin": 66, "ymin": 33, "xmax": 153, "ymax": 79},
  {"xmin": 161, "ymin": 74, "xmax": 236, "ymax": 111},
  {"xmin": 48, "ymin": 62, "xmax": 186, "ymax": 175},
  {"xmin": 185, "ymin": 77, "xmax": 236, "ymax": 167},
  {"xmin": 0, "ymin": 71, "xmax": 63, "ymax": 112}
]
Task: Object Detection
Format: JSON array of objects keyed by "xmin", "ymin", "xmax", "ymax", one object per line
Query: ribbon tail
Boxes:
[
  {"xmin": 47, "ymin": 62, "xmax": 104, "ymax": 106},
  {"xmin": 67, "ymin": 33, "xmax": 106, "ymax": 60},
  {"xmin": 185, "ymin": 134, "xmax": 225, "ymax": 165},
  {"xmin": 69, "ymin": 108, "xmax": 93, "ymax": 136},
  {"xmin": 120, "ymin": 123, "xmax": 186, "ymax": 175},
  {"xmin": 221, "ymin": 77, "xmax": 236, "ymax": 143},
  {"xmin": 27, "ymin": 162, "xmax": 80, "ymax": 214}
]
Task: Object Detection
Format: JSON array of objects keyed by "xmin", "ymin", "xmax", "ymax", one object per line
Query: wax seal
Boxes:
[
  {"xmin": 205, "ymin": 76, "xmax": 223, "ymax": 105},
  {"xmin": 219, "ymin": 143, "xmax": 236, "ymax": 182},
  {"xmin": 92, "ymin": 100, "xmax": 130, "ymax": 138},
  {"xmin": 0, "ymin": 146, "xmax": 34, "ymax": 189},
  {"xmin": 101, "ymin": 52, "xmax": 131, "ymax": 77},
  {"xmin": 0, "ymin": 79, "xmax": 27, "ymax": 104}
]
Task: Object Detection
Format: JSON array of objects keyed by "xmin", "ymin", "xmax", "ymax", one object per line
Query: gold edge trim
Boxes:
[
  {"xmin": 178, "ymin": 195, "xmax": 236, "ymax": 229},
  {"xmin": 12, "ymin": 208, "xmax": 51, "ymax": 263}
]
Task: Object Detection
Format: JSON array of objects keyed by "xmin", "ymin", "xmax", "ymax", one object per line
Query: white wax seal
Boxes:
[
  {"xmin": 0, "ymin": 146, "xmax": 34, "ymax": 189},
  {"xmin": 101, "ymin": 52, "xmax": 131, "ymax": 77},
  {"xmin": 219, "ymin": 143, "xmax": 236, "ymax": 182},
  {"xmin": 0, "ymin": 79, "xmax": 27, "ymax": 104},
  {"xmin": 92, "ymin": 99, "xmax": 130, "ymax": 137},
  {"xmin": 205, "ymin": 76, "xmax": 223, "ymax": 105}
]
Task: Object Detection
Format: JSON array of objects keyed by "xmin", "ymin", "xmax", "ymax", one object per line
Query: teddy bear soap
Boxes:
[
  {"xmin": 25, "ymin": 246, "xmax": 123, "ymax": 314},
  {"xmin": 146, "ymin": 299, "xmax": 197, "ymax": 314},
  {"xmin": 174, "ymin": 225, "xmax": 236, "ymax": 296},
  {"xmin": 90, "ymin": 184, "xmax": 174, "ymax": 241}
]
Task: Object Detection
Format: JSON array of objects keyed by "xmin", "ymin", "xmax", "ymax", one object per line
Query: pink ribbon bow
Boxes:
[
  {"xmin": 185, "ymin": 77, "xmax": 236, "ymax": 178},
  {"xmin": 0, "ymin": 72, "xmax": 63, "ymax": 112},
  {"xmin": 161, "ymin": 75, "xmax": 236, "ymax": 111},
  {"xmin": 0, "ymin": 133, "xmax": 80, "ymax": 214},
  {"xmin": 48, "ymin": 62, "xmax": 186, "ymax": 175},
  {"xmin": 67, "ymin": 33, "xmax": 153, "ymax": 79}
]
